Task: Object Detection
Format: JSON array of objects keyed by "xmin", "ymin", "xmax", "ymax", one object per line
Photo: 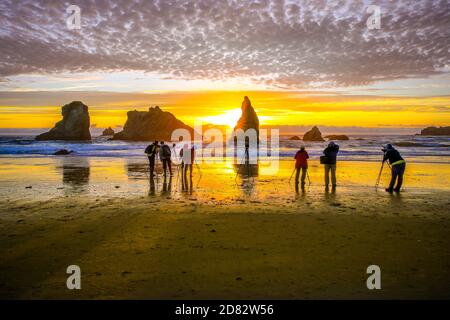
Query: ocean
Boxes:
[{"xmin": 0, "ymin": 134, "xmax": 449, "ymax": 163}]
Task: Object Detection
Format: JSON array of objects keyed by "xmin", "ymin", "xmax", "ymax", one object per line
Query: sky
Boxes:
[{"xmin": 0, "ymin": 0, "xmax": 449, "ymax": 133}]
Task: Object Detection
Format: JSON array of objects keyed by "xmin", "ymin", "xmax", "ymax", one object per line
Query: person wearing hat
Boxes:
[
  {"xmin": 323, "ymin": 141, "xmax": 340, "ymax": 189},
  {"xmin": 294, "ymin": 145, "xmax": 309, "ymax": 186},
  {"xmin": 382, "ymin": 144, "xmax": 406, "ymax": 193}
]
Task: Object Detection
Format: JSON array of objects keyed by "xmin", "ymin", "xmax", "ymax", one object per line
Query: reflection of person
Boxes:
[
  {"xmin": 294, "ymin": 146, "xmax": 309, "ymax": 186},
  {"xmin": 162, "ymin": 175, "xmax": 172, "ymax": 194},
  {"xmin": 244, "ymin": 137, "xmax": 250, "ymax": 162},
  {"xmin": 382, "ymin": 144, "xmax": 406, "ymax": 193},
  {"xmin": 145, "ymin": 141, "xmax": 159, "ymax": 176},
  {"xmin": 148, "ymin": 175, "xmax": 155, "ymax": 196},
  {"xmin": 323, "ymin": 141, "xmax": 339, "ymax": 189},
  {"xmin": 159, "ymin": 141, "xmax": 173, "ymax": 176}
]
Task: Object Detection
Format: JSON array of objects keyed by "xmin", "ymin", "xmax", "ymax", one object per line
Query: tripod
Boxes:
[{"xmin": 375, "ymin": 161, "xmax": 385, "ymax": 190}]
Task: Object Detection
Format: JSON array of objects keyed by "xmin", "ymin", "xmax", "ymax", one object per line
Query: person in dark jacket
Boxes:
[
  {"xmin": 159, "ymin": 141, "xmax": 173, "ymax": 176},
  {"xmin": 382, "ymin": 144, "xmax": 406, "ymax": 192},
  {"xmin": 323, "ymin": 141, "xmax": 339, "ymax": 189},
  {"xmin": 294, "ymin": 146, "xmax": 309, "ymax": 186},
  {"xmin": 144, "ymin": 141, "xmax": 159, "ymax": 176}
]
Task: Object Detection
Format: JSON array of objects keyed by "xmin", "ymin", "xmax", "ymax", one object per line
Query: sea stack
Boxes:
[
  {"xmin": 102, "ymin": 127, "xmax": 115, "ymax": 136},
  {"xmin": 324, "ymin": 134, "xmax": 349, "ymax": 141},
  {"xmin": 113, "ymin": 106, "xmax": 193, "ymax": 141},
  {"xmin": 420, "ymin": 126, "xmax": 450, "ymax": 136},
  {"xmin": 35, "ymin": 101, "xmax": 91, "ymax": 141},
  {"xmin": 234, "ymin": 96, "xmax": 260, "ymax": 141},
  {"xmin": 303, "ymin": 126, "xmax": 325, "ymax": 142}
]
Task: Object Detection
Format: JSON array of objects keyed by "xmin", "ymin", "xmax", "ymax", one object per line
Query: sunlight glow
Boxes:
[{"xmin": 202, "ymin": 108, "xmax": 243, "ymax": 128}]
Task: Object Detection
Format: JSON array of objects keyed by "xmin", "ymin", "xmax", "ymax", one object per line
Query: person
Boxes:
[
  {"xmin": 180, "ymin": 143, "xmax": 195, "ymax": 177},
  {"xmin": 144, "ymin": 141, "xmax": 159, "ymax": 176},
  {"xmin": 382, "ymin": 144, "xmax": 406, "ymax": 193},
  {"xmin": 171, "ymin": 143, "xmax": 178, "ymax": 162},
  {"xmin": 323, "ymin": 141, "xmax": 339, "ymax": 189},
  {"xmin": 294, "ymin": 146, "xmax": 309, "ymax": 186},
  {"xmin": 244, "ymin": 136, "xmax": 250, "ymax": 162},
  {"xmin": 159, "ymin": 141, "xmax": 173, "ymax": 176}
]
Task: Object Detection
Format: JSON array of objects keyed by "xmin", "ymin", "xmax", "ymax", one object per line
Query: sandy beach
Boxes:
[{"xmin": 0, "ymin": 157, "xmax": 449, "ymax": 299}]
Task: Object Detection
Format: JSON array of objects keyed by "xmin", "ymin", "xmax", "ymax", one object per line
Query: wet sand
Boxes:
[{"xmin": 0, "ymin": 158, "xmax": 449, "ymax": 299}]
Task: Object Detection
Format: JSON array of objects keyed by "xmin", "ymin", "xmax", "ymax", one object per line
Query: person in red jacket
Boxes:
[{"xmin": 294, "ymin": 146, "xmax": 309, "ymax": 186}]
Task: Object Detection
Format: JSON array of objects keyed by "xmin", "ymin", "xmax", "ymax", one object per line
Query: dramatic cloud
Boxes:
[{"xmin": 0, "ymin": 0, "xmax": 449, "ymax": 88}]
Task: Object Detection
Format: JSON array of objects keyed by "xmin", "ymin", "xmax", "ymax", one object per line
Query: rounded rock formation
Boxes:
[
  {"xmin": 36, "ymin": 101, "xmax": 91, "ymax": 141},
  {"xmin": 420, "ymin": 126, "xmax": 450, "ymax": 136},
  {"xmin": 113, "ymin": 106, "xmax": 193, "ymax": 141},
  {"xmin": 325, "ymin": 135, "xmax": 349, "ymax": 141},
  {"xmin": 102, "ymin": 127, "xmax": 115, "ymax": 136}
]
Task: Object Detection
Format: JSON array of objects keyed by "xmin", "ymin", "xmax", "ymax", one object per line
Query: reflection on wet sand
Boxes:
[
  {"xmin": 126, "ymin": 162, "xmax": 150, "ymax": 180},
  {"xmin": 162, "ymin": 175, "xmax": 172, "ymax": 196},
  {"xmin": 234, "ymin": 161, "xmax": 259, "ymax": 197},
  {"xmin": 180, "ymin": 171, "xmax": 194, "ymax": 194},
  {"xmin": 295, "ymin": 183, "xmax": 306, "ymax": 195},
  {"xmin": 58, "ymin": 158, "xmax": 90, "ymax": 191}
]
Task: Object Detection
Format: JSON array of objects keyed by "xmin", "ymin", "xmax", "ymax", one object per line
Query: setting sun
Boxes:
[{"xmin": 201, "ymin": 108, "xmax": 243, "ymax": 128}]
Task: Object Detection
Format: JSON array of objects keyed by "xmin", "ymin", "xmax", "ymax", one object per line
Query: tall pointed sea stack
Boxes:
[
  {"xmin": 35, "ymin": 101, "xmax": 91, "ymax": 141},
  {"xmin": 234, "ymin": 96, "xmax": 260, "ymax": 141}
]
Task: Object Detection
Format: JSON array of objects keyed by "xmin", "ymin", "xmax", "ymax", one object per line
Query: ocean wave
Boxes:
[{"xmin": 0, "ymin": 135, "xmax": 449, "ymax": 163}]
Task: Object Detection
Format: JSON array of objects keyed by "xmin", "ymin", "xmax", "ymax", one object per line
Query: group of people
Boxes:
[
  {"xmin": 294, "ymin": 142, "xmax": 406, "ymax": 192},
  {"xmin": 145, "ymin": 140, "xmax": 407, "ymax": 194},
  {"xmin": 145, "ymin": 141, "xmax": 196, "ymax": 178}
]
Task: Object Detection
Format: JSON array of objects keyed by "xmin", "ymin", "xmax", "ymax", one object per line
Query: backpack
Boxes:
[
  {"xmin": 320, "ymin": 156, "xmax": 330, "ymax": 165},
  {"xmin": 145, "ymin": 144, "xmax": 157, "ymax": 156},
  {"xmin": 162, "ymin": 144, "xmax": 171, "ymax": 158}
]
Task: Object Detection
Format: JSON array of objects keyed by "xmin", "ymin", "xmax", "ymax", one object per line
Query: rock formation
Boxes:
[
  {"xmin": 303, "ymin": 126, "xmax": 324, "ymax": 142},
  {"xmin": 113, "ymin": 106, "xmax": 193, "ymax": 141},
  {"xmin": 289, "ymin": 136, "xmax": 301, "ymax": 140},
  {"xmin": 102, "ymin": 127, "xmax": 115, "ymax": 136},
  {"xmin": 420, "ymin": 126, "xmax": 450, "ymax": 136},
  {"xmin": 35, "ymin": 101, "xmax": 91, "ymax": 141},
  {"xmin": 234, "ymin": 96, "xmax": 260, "ymax": 139},
  {"xmin": 325, "ymin": 135, "xmax": 349, "ymax": 141},
  {"xmin": 54, "ymin": 149, "xmax": 73, "ymax": 155}
]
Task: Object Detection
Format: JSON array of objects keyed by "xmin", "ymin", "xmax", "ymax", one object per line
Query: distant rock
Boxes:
[
  {"xmin": 325, "ymin": 135, "xmax": 349, "ymax": 141},
  {"xmin": 303, "ymin": 126, "xmax": 325, "ymax": 142},
  {"xmin": 289, "ymin": 135, "xmax": 301, "ymax": 140},
  {"xmin": 54, "ymin": 149, "xmax": 73, "ymax": 155},
  {"xmin": 234, "ymin": 96, "xmax": 260, "ymax": 141},
  {"xmin": 395, "ymin": 142, "xmax": 427, "ymax": 147},
  {"xmin": 113, "ymin": 106, "xmax": 193, "ymax": 141},
  {"xmin": 420, "ymin": 126, "xmax": 450, "ymax": 136},
  {"xmin": 35, "ymin": 101, "xmax": 91, "ymax": 141},
  {"xmin": 102, "ymin": 127, "xmax": 115, "ymax": 136}
]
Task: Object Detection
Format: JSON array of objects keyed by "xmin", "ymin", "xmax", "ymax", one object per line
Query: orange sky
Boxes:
[{"xmin": 0, "ymin": 91, "xmax": 449, "ymax": 130}]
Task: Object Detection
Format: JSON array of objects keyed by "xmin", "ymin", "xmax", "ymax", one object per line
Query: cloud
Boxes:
[{"xmin": 0, "ymin": 0, "xmax": 449, "ymax": 88}]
